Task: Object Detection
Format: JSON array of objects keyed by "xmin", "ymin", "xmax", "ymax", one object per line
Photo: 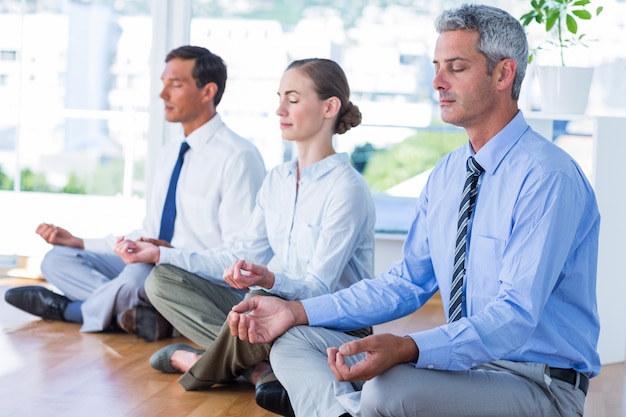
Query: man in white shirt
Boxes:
[{"xmin": 5, "ymin": 45, "xmax": 266, "ymax": 341}]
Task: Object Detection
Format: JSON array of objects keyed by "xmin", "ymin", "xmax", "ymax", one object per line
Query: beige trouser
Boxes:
[
  {"xmin": 178, "ymin": 316, "xmax": 272, "ymax": 390},
  {"xmin": 147, "ymin": 265, "xmax": 371, "ymax": 391},
  {"xmin": 146, "ymin": 265, "xmax": 271, "ymax": 390},
  {"xmin": 178, "ymin": 316, "xmax": 372, "ymax": 391},
  {"xmin": 145, "ymin": 264, "xmax": 245, "ymax": 347}
]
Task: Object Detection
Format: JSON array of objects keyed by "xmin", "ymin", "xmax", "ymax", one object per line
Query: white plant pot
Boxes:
[{"xmin": 536, "ymin": 66, "xmax": 594, "ymax": 114}]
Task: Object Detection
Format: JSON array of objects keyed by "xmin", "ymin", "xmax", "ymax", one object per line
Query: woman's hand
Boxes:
[{"xmin": 223, "ymin": 259, "xmax": 275, "ymax": 289}]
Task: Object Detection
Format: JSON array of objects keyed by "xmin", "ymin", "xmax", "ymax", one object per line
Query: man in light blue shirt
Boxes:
[{"xmin": 227, "ymin": 4, "xmax": 600, "ymax": 417}]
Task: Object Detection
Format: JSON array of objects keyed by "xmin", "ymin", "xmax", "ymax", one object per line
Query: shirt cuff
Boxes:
[
  {"xmin": 267, "ymin": 271, "xmax": 284, "ymax": 295},
  {"xmin": 157, "ymin": 247, "xmax": 178, "ymax": 265},
  {"xmin": 409, "ymin": 326, "xmax": 453, "ymax": 370},
  {"xmin": 302, "ymin": 294, "xmax": 337, "ymax": 326}
]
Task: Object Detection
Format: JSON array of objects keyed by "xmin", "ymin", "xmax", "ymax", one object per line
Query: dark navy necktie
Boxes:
[
  {"xmin": 158, "ymin": 141, "xmax": 190, "ymax": 243},
  {"xmin": 449, "ymin": 156, "xmax": 484, "ymax": 322}
]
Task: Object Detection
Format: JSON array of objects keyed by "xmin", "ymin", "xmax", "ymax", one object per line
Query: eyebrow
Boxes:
[
  {"xmin": 161, "ymin": 76, "xmax": 186, "ymax": 82},
  {"xmin": 432, "ymin": 57, "xmax": 470, "ymax": 65},
  {"xmin": 278, "ymin": 90, "xmax": 300, "ymax": 96}
]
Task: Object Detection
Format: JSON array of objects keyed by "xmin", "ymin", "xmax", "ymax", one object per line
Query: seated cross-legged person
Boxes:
[
  {"xmin": 4, "ymin": 46, "xmax": 265, "ymax": 341},
  {"xmin": 115, "ymin": 58, "xmax": 375, "ymax": 415},
  {"xmin": 228, "ymin": 5, "xmax": 600, "ymax": 417}
]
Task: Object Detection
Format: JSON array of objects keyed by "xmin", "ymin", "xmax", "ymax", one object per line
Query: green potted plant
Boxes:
[{"xmin": 520, "ymin": 0, "xmax": 603, "ymax": 114}]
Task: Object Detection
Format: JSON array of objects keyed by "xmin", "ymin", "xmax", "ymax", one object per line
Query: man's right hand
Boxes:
[
  {"xmin": 114, "ymin": 237, "xmax": 161, "ymax": 264},
  {"xmin": 35, "ymin": 223, "xmax": 84, "ymax": 248},
  {"xmin": 228, "ymin": 296, "xmax": 308, "ymax": 344},
  {"xmin": 138, "ymin": 237, "xmax": 173, "ymax": 248}
]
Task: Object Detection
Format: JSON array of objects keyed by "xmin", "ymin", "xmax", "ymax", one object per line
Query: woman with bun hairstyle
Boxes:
[{"xmin": 115, "ymin": 58, "xmax": 374, "ymax": 413}]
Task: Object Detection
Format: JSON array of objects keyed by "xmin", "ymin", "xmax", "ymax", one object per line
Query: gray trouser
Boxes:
[
  {"xmin": 144, "ymin": 264, "xmax": 244, "ymax": 348},
  {"xmin": 41, "ymin": 245, "xmax": 154, "ymax": 332},
  {"xmin": 271, "ymin": 326, "xmax": 586, "ymax": 417}
]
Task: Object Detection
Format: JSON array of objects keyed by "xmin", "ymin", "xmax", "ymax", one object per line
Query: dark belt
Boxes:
[{"xmin": 549, "ymin": 367, "xmax": 589, "ymax": 395}]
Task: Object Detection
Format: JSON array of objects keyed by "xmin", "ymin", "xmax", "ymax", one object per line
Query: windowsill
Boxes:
[
  {"xmin": 0, "ymin": 191, "xmax": 145, "ymax": 258},
  {"xmin": 372, "ymin": 192, "xmax": 417, "ymax": 237}
]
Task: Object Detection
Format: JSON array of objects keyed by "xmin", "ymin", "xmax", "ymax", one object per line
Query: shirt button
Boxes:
[{"xmin": 428, "ymin": 365, "xmax": 434, "ymax": 369}]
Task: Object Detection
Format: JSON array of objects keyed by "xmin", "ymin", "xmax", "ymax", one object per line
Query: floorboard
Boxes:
[{"xmin": 1, "ymin": 277, "xmax": 623, "ymax": 417}]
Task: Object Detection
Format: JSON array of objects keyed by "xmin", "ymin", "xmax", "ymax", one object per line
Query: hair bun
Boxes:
[{"xmin": 335, "ymin": 102, "xmax": 362, "ymax": 134}]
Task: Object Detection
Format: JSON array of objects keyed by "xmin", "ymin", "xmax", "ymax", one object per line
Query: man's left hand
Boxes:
[{"xmin": 327, "ymin": 333, "xmax": 419, "ymax": 382}]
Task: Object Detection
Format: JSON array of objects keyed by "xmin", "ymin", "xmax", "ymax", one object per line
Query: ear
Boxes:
[
  {"xmin": 495, "ymin": 58, "xmax": 516, "ymax": 93},
  {"xmin": 201, "ymin": 82, "xmax": 218, "ymax": 105},
  {"xmin": 324, "ymin": 96, "xmax": 342, "ymax": 119}
]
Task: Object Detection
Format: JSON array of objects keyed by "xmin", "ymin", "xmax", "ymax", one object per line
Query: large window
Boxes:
[
  {"xmin": 0, "ymin": 0, "xmax": 152, "ymax": 258},
  {"xmin": 0, "ymin": 0, "xmax": 620, "ymax": 260},
  {"xmin": 0, "ymin": 0, "xmax": 151, "ymax": 197},
  {"xmin": 189, "ymin": 1, "xmax": 470, "ymax": 197}
]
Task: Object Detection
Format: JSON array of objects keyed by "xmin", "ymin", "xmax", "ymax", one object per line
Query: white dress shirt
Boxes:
[
  {"xmin": 83, "ymin": 113, "xmax": 266, "ymax": 254},
  {"xmin": 159, "ymin": 153, "xmax": 376, "ymax": 300}
]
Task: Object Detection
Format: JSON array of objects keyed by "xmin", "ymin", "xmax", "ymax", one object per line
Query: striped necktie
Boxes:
[{"xmin": 449, "ymin": 156, "xmax": 484, "ymax": 323}]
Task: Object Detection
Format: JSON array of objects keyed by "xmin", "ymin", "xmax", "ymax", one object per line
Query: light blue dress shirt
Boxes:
[
  {"xmin": 304, "ymin": 112, "xmax": 601, "ymax": 377},
  {"xmin": 159, "ymin": 153, "xmax": 376, "ymax": 300}
]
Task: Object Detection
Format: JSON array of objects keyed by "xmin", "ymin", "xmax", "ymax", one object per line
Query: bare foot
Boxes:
[
  {"xmin": 170, "ymin": 349, "xmax": 202, "ymax": 373},
  {"xmin": 251, "ymin": 360, "xmax": 272, "ymax": 385}
]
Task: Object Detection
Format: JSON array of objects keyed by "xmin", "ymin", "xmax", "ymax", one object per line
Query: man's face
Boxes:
[
  {"xmin": 432, "ymin": 30, "xmax": 498, "ymax": 130},
  {"xmin": 159, "ymin": 57, "xmax": 208, "ymax": 130}
]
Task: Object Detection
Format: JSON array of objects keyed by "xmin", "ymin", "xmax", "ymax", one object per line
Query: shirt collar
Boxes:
[
  {"xmin": 282, "ymin": 153, "xmax": 349, "ymax": 181},
  {"xmin": 182, "ymin": 113, "xmax": 224, "ymax": 150},
  {"xmin": 471, "ymin": 110, "xmax": 529, "ymax": 175}
]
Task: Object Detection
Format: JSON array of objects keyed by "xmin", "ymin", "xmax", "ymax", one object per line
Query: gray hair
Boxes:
[{"xmin": 435, "ymin": 4, "xmax": 528, "ymax": 100}]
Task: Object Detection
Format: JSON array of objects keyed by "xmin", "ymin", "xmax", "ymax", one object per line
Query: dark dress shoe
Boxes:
[
  {"xmin": 4, "ymin": 286, "xmax": 70, "ymax": 321},
  {"xmin": 118, "ymin": 306, "xmax": 173, "ymax": 342},
  {"xmin": 255, "ymin": 378, "xmax": 296, "ymax": 417}
]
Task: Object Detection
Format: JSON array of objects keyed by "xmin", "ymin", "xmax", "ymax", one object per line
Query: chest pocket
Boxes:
[
  {"xmin": 289, "ymin": 220, "xmax": 322, "ymax": 265},
  {"xmin": 466, "ymin": 233, "xmax": 504, "ymax": 312}
]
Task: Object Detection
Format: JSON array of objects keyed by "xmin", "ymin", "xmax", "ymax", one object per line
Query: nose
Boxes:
[
  {"xmin": 432, "ymin": 69, "xmax": 447, "ymax": 91},
  {"xmin": 159, "ymin": 86, "xmax": 167, "ymax": 100},
  {"xmin": 276, "ymin": 102, "xmax": 286, "ymax": 116}
]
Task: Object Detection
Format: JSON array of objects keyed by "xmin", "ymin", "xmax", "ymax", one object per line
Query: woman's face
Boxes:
[{"xmin": 275, "ymin": 68, "xmax": 330, "ymax": 143}]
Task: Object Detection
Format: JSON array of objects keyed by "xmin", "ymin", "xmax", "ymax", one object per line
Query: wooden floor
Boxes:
[{"xmin": 1, "ymin": 277, "xmax": 624, "ymax": 417}]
